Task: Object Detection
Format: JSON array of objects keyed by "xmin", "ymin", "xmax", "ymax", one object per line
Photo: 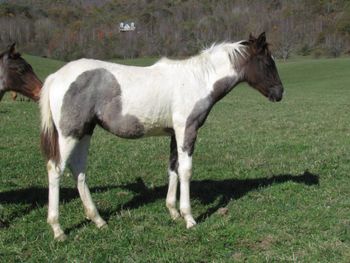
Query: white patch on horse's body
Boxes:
[
  {"xmin": 46, "ymin": 42, "xmax": 246, "ymax": 140},
  {"xmin": 40, "ymin": 33, "xmax": 284, "ymax": 240}
]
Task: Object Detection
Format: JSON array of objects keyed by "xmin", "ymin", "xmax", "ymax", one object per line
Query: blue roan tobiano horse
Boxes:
[{"xmin": 40, "ymin": 32, "xmax": 284, "ymax": 240}]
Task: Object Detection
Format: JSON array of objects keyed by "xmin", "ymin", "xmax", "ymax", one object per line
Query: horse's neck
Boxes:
[
  {"xmin": 204, "ymin": 54, "xmax": 242, "ymax": 100},
  {"xmin": 12, "ymin": 72, "xmax": 42, "ymax": 101}
]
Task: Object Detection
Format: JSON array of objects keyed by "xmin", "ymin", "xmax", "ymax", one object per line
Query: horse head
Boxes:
[
  {"xmin": 242, "ymin": 32, "xmax": 284, "ymax": 102},
  {"xmin": 0, "ymin": 43, "xmax": 42, "ymax": 102}
]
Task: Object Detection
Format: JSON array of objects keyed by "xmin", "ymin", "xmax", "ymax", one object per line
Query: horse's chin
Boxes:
[
  {"xmin": 267, "ymin": 85, "xmax": 284, "ymax": 102},
  {"xmin": 268, "ymin": 96, "xmax": 279, "ymax": 102}
]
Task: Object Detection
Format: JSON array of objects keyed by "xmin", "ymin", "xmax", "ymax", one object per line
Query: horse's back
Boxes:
[{"xmin": 43, "ymin": 58, "xmax": 176, "ymax": 138}]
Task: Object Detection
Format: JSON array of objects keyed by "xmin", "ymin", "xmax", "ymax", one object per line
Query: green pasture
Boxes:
[{"xmin": 0, "ymin": 55, "xmax": 350, "ymax": 262}]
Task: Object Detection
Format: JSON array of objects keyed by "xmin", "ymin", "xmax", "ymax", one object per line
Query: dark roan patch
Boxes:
[
  {"xmin": 60, "ymin": 68, "xmax": 145, "ymax": 139},
  {"xmin": 169, "ymin": 135, "xmax": 178, "ymax": 173},
  {"xmin": 183, "ymin": 76, "xmax": 237, "ymax": 156}
]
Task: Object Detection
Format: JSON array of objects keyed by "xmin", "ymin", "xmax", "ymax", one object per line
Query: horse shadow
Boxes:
[
  {"xmin": 0, "ymin": 171, "xmax": 319, "ymax": 229},
  {"xmin": 0, "ymin": 185, "xmax": 118, "ymax": 228},
  {"xmin": 103, "ymin": 170, "xmax": 319, "ymax": 223}
]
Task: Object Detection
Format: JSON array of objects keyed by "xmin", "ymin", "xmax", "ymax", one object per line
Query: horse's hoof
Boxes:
[
  {"xmin": 55, "ymin": 233, "xmax": 67, "ymax": 242},
  {"xmin": 97, "ymin": 220, "xmax": 108, "ymax": 229},
  {"xmin": 170, "ymin": 210, "xmax": 181, "ymax": 220},
  {"xmin": 99, "ymin": 223, "xmax": 108, "ymax": 230},
  {"xmin": 186, "ymin": 218, "xmax": 197, "ymax": 229}
]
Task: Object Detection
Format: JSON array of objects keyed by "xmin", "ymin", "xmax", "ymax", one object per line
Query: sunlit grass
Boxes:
[{"xmin": 0, "ymin": 56, "xmax": 350, "ymax": 262}]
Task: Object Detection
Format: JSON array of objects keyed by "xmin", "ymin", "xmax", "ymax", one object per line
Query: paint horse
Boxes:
[
  {"xmin": 0, "ymin": 43, "xmax": 42, "ymax": 102},
  {"xmin": 40, "ymin": 32, "xmax": 284, "ymax": 240}
]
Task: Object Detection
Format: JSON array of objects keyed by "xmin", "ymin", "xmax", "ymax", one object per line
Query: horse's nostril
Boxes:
[{"xmin": 268, "ymin": 86, "xmax": 283, "ymax": 102}]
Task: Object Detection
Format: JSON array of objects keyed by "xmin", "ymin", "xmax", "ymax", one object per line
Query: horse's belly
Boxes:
[
  {"xmin": 118, "ymin": 97, "xmax": 173, "ymax": 138},
  {"xmin": 99, "ymin": 107, "xmax": 173, "ymax": 139}
]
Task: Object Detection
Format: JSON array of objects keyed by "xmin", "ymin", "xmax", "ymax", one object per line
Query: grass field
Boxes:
[{"xmin": 0, "ymin": 55, "xmax": 350, "ymax": 262}]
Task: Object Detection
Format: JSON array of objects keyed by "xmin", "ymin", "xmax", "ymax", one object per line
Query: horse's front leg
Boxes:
[
  {"xmin": 166, "ymin": 135, "xmax": 180, "ymax": 220},
  {"xmin": 175, "ymin": 127, "xmax": 197, "ymax": 228}
]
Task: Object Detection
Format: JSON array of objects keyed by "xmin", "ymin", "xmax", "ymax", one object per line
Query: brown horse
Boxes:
[{"xmin": 0, "ymin": 43, "xmax": 42, "ymax": 102}]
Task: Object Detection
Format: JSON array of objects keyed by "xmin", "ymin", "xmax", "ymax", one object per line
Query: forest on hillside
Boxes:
[{"xmin": 0, "ymin": 0, "xmax": 349, "ymax": 60}]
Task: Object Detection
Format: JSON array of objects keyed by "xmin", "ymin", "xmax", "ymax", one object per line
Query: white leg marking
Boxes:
[
  {"xmin": 69, "ymin": 136, "xmax": 107, "ymax": 229},
  {"xmin": 166, "ymin": 169, "xmax": 180, "ymax": 220},
  {"xmin": 47, "ymin": 136, "xmax": 77, "ymax": 241},
  {"xmin": 177, "ymin": 151, "xmax": 196, "ymax": 228},
  {"xmin": 47, "ymin": 160, "xmax": 66, "ymax": 241}
]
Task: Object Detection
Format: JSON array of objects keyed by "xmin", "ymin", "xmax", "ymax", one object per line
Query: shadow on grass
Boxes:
[
  {"xmin": 0, "ymin": 185, "xmax": 117, "ymax": 228},
  {"xmin": 0, "ymin": 171, "xmax": 319, "ymax": 229},
  {"xmin": 108, "ymin": 170, "xmax": 319, "ymax": 223}
]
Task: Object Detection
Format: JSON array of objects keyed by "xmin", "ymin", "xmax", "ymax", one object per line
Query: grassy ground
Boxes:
[{"xmin": 0, "ymin": 55, "xmax": 350, "ymax": 262}]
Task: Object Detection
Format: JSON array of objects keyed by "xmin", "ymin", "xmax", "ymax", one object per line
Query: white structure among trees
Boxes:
[{"xmin": 119, "ymin": 22, "xmax": 136, "ymax": 32}]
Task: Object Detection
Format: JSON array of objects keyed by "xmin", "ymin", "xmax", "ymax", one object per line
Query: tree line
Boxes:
[{"xmin": 0, "ymin": 0, "xmax": 349, "ymax": 61}]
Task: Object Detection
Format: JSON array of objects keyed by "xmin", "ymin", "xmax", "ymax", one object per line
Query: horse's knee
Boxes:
[
  {"xmin": 178, "ymin": 159, "xmax": 192, "ymax": 179},
  {"xmin": 47, "ymin": 160, "xmax": 61, "ymax": 173},
  {"xmin": 76, "ymin": 173, "xmax": 86, "ymax": 184},
  {"xmin": 179, "ymin": 169, "xmax": 192, "ymax": 182}
]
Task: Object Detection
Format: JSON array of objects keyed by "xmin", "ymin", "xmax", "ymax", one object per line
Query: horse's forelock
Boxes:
[
  {"xmin": 8, "ymin": 55, "xmax": 34, "ymax": 75},
  {"xmin": 242, "ymin": 36, "xmax": 271, "ymax": 56},
  {"xmin": 0, "ymin": 49, "xmax": 32, "ymax": 74}
]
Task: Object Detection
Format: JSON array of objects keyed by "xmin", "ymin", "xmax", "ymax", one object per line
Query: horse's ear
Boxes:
[
  {"xmin": 249, "ymin": 33, "xmax": 256, "ymax": 42},
  {"xmin": 7, "ymin": 42, "xmax": 16, "ymax": 55},
  {"xmin": 5, "ymin": 42, "xmax": 21, "ymax": 60},
  {"xmin": 257, "ymin": 32, "xmax": 266, "ymax": 48}
]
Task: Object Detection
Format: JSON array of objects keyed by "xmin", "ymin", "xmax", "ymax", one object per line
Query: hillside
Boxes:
[{"xmin": 0, "ymin": 0, "xmax": 349, "ymax": 60}]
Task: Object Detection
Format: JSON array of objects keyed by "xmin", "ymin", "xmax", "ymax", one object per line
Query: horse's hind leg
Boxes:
[
  {"xmin": 47, "ymin": 159, "xmax": 66, "ymax": 241},
  {"xmin": 166, "ymin": 135, "xmax": 180, "ymax": 220},
  {"xmin": 47, "ymin": 136, "xmax": 78, "ymax": 241},
  {"xmin": 69, "ymin": 135, "xmax": 107, "ymax": 229}
]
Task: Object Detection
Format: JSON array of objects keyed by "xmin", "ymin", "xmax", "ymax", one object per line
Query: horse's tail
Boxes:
[{"xmin": 40, "ymin": 75, "xmax": 60, "ymax": 164}]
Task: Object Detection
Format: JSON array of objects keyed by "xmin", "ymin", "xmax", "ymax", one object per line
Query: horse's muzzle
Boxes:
[{"xmin": 268, "ymin": 86, "xmax": 283, "ymax": 102}]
